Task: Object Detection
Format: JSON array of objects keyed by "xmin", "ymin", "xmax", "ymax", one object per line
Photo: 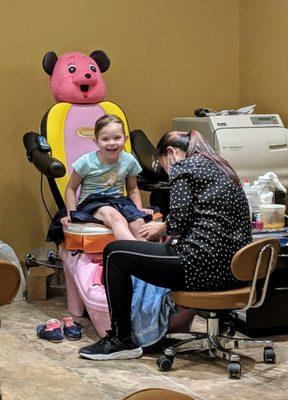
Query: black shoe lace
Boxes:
[{"xmin": 99, "ymin": 329, "xmax": 116, "ymax": 344}]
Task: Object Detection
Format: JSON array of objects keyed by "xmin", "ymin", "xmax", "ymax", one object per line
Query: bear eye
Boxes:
[
  {"xmin": 90, "ymin": 65, "xmax": 97, "ymax": 73},
  {"xmin": 68, "ymin": 65, "xmax": 76, "ymax": 73}
]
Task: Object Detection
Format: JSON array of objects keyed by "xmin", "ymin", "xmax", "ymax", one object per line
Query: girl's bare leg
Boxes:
[
  {"xmin": 128, "ymin": 218, "xmax": 146, "ymax": 241},
  {"xmin": 93, "ymin": 206, "xmax": 135, "ymax": 240}
]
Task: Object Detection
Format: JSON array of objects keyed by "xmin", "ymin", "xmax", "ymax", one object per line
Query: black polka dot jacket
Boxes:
[{"xmin": 166, "ymin": 155, "xmax": 252, "ymax": 291}]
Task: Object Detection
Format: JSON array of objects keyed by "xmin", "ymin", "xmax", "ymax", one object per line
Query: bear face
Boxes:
[{"xmin": 43, "ymin": 51, "xmax": 110, "ymax": 104}]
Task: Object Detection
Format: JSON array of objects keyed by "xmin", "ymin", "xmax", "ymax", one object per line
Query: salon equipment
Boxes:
[{"xmin": 172, "ymin": 114, "xmax": 288, "ymax": 187}]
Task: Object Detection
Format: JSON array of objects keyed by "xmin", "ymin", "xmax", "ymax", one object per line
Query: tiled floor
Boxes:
[{"xmin": 0, "ymin": 297, "xmax": 288, "ymax": 400}]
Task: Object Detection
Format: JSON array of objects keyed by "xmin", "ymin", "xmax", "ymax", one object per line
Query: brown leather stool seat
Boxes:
[
  {"xmin": 173, "ymin": 286, "xmax": 251, "ymax": 310},
  {"xmin": 0, "ymin": 261, "xmax": 20, "ymax": 307},
  {"xmin": 123, "ymin": 388, "xmax": 193, "ymax": 400},
  {"xmin": 0, "ymin": 260, "xmax": 21, "ymax": 329}
]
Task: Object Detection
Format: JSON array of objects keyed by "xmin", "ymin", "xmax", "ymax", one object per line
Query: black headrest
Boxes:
[{"xmin": 130, "ymin": 130, "xmax": 168, "ymax": 182}]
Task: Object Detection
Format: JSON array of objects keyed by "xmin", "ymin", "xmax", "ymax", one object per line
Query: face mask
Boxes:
[
  {"xmin": 167, "ymin": 153, "xmax": 178, "ymax": 175},
  {"xmin": 167, "ymin": 153, "xmax": 177, "ymax": 166}
]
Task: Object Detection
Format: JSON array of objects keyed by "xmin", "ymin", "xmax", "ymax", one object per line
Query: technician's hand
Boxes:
[
  {"xmin": 60, "ymin": 216, "xmax": 71, "ymax": 227},
  {"xmin": 139, "ymin": 208, "xmax": 154, "ymax": 215},
  {"xmin": 139, "ymin": 221, "xmax": 166, "ymax": 241}
]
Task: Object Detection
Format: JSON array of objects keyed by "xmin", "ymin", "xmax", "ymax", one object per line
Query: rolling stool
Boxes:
[{"xmin": 157, "ymin": 238, "xmax": 279, "ymax": 379}]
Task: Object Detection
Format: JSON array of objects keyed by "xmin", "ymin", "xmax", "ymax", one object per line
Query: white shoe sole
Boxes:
[{"xmin": 78, "ymin": 347, "xmax": 143, "ymax": 360}]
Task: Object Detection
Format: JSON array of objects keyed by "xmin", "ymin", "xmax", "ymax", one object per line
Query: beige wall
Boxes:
[
  {"xmin": 0, "ymin": 0, "xmax": 239, "ymax": 259},
  {"xmin": 239, "ymin": 0, "xmax": 288, "ymax": 125}
]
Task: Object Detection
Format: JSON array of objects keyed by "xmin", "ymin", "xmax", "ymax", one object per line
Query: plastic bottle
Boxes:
[{"xmin": 242, "ymin": 178, "xmax": 260, "ymax": 213}]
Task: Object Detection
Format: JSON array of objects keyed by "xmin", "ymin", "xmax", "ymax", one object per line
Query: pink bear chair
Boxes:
[
  {"xmin": 24, "ymin": 50, "xmax": 164, "ymax": 338},
  {"xmin": 24, "ymin": 50, "xmax": 129, "ymax": 337}
]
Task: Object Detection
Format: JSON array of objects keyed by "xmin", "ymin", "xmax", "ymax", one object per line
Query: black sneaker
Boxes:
[{"xmin": 78, "ymin": 330, "xmax": 143, "ymax": 360}]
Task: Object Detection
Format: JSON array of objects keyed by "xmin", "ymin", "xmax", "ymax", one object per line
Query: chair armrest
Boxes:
[{"xmin": 23, "ymin": 132, "xmax": 66, "ymax": 178}]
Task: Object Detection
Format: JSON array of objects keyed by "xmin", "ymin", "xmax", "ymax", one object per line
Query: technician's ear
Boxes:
[
  {"xmin": 89, "ymin": 50, "xmax": 110, "ymax": 73},
  {"xmin": 167, "ymin": 146, "xmax": 176, "ymax": 156},
  {"xmin": 42, "ymin": 52, "xmax": 58, "ymax": 75}
]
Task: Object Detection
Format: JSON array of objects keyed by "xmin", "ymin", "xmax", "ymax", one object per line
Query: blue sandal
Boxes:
[
  {"xmin": 63, "ymin": 317, "xmax": 82, "ymax": 341},
  {"xmin": 36, "ymin": 319, "xmax": 64, "ymax": 343}
]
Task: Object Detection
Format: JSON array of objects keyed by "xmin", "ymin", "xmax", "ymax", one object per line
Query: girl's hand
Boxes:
[
  {"xmin": 139, "ymin": 221, "xmax": 166, "ymax": 241},
  {"xmin": 61, "ymin": 216, "xmax": 71, "ymax": 227},
  {"xmin": 140, "ymin": 208, "xmax": 154, "ymax": 215}
]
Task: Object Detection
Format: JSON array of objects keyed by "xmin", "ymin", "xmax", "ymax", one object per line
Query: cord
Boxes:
[{"xmin": 40, "ymin": 173, "xmax": 53, "ymax": 221}]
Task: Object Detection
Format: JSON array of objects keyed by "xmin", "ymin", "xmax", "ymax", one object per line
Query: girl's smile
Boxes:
[{"xmin": 95, "ymin": 123, "xmax": 127, "ymax": 164}]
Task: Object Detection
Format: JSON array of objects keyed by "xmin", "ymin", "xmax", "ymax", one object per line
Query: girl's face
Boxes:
[{"xmin": 95, "ymin": 123, "xmax": 126, "ymax": 163}]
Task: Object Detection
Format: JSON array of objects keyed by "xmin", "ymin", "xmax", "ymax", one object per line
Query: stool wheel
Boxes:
[
  {"xmin": 228, "ymin": 361, "xmax": 241, "ymax": 379},
  {"xmin": 264, "ymin": 347, "xmax": 276, "ymax": 364},
  {"xmin": 156, "ymin": 354, "xmax": 174, "ymax": 371}
]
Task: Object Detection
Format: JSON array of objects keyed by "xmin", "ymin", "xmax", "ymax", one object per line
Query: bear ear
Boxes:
[
  {"xmin": 89, "ymin": 50, "xmax": 110, "ymax": 73},
  {"xmin": 42, "ymin": 52, "xmax": 58, "ymax": 75}
]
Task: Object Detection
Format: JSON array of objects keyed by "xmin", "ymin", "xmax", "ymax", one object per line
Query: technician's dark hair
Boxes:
[
  {"xmin": 156, "ymin": 130, "xmax": 241, "ymax": 187},
  {"xmin": 94, "ymin": 114, "xmax": 125, "ymax": 138}
]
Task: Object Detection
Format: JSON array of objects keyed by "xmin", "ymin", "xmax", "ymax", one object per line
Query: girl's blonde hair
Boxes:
[{"xmin": 94, "ymin": 114, "xmax": 125, "ymax": 138}]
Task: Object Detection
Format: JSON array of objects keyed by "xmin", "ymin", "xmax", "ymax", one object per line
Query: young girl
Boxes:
[{"xmin": 60, "ymin": 114, "xmax": 153, "ymax": 240}]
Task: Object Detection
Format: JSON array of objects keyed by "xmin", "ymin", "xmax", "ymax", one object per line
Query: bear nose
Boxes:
[{"xmin": 85, "ymin": 73, "xmax": 91, "ymax": 79}]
